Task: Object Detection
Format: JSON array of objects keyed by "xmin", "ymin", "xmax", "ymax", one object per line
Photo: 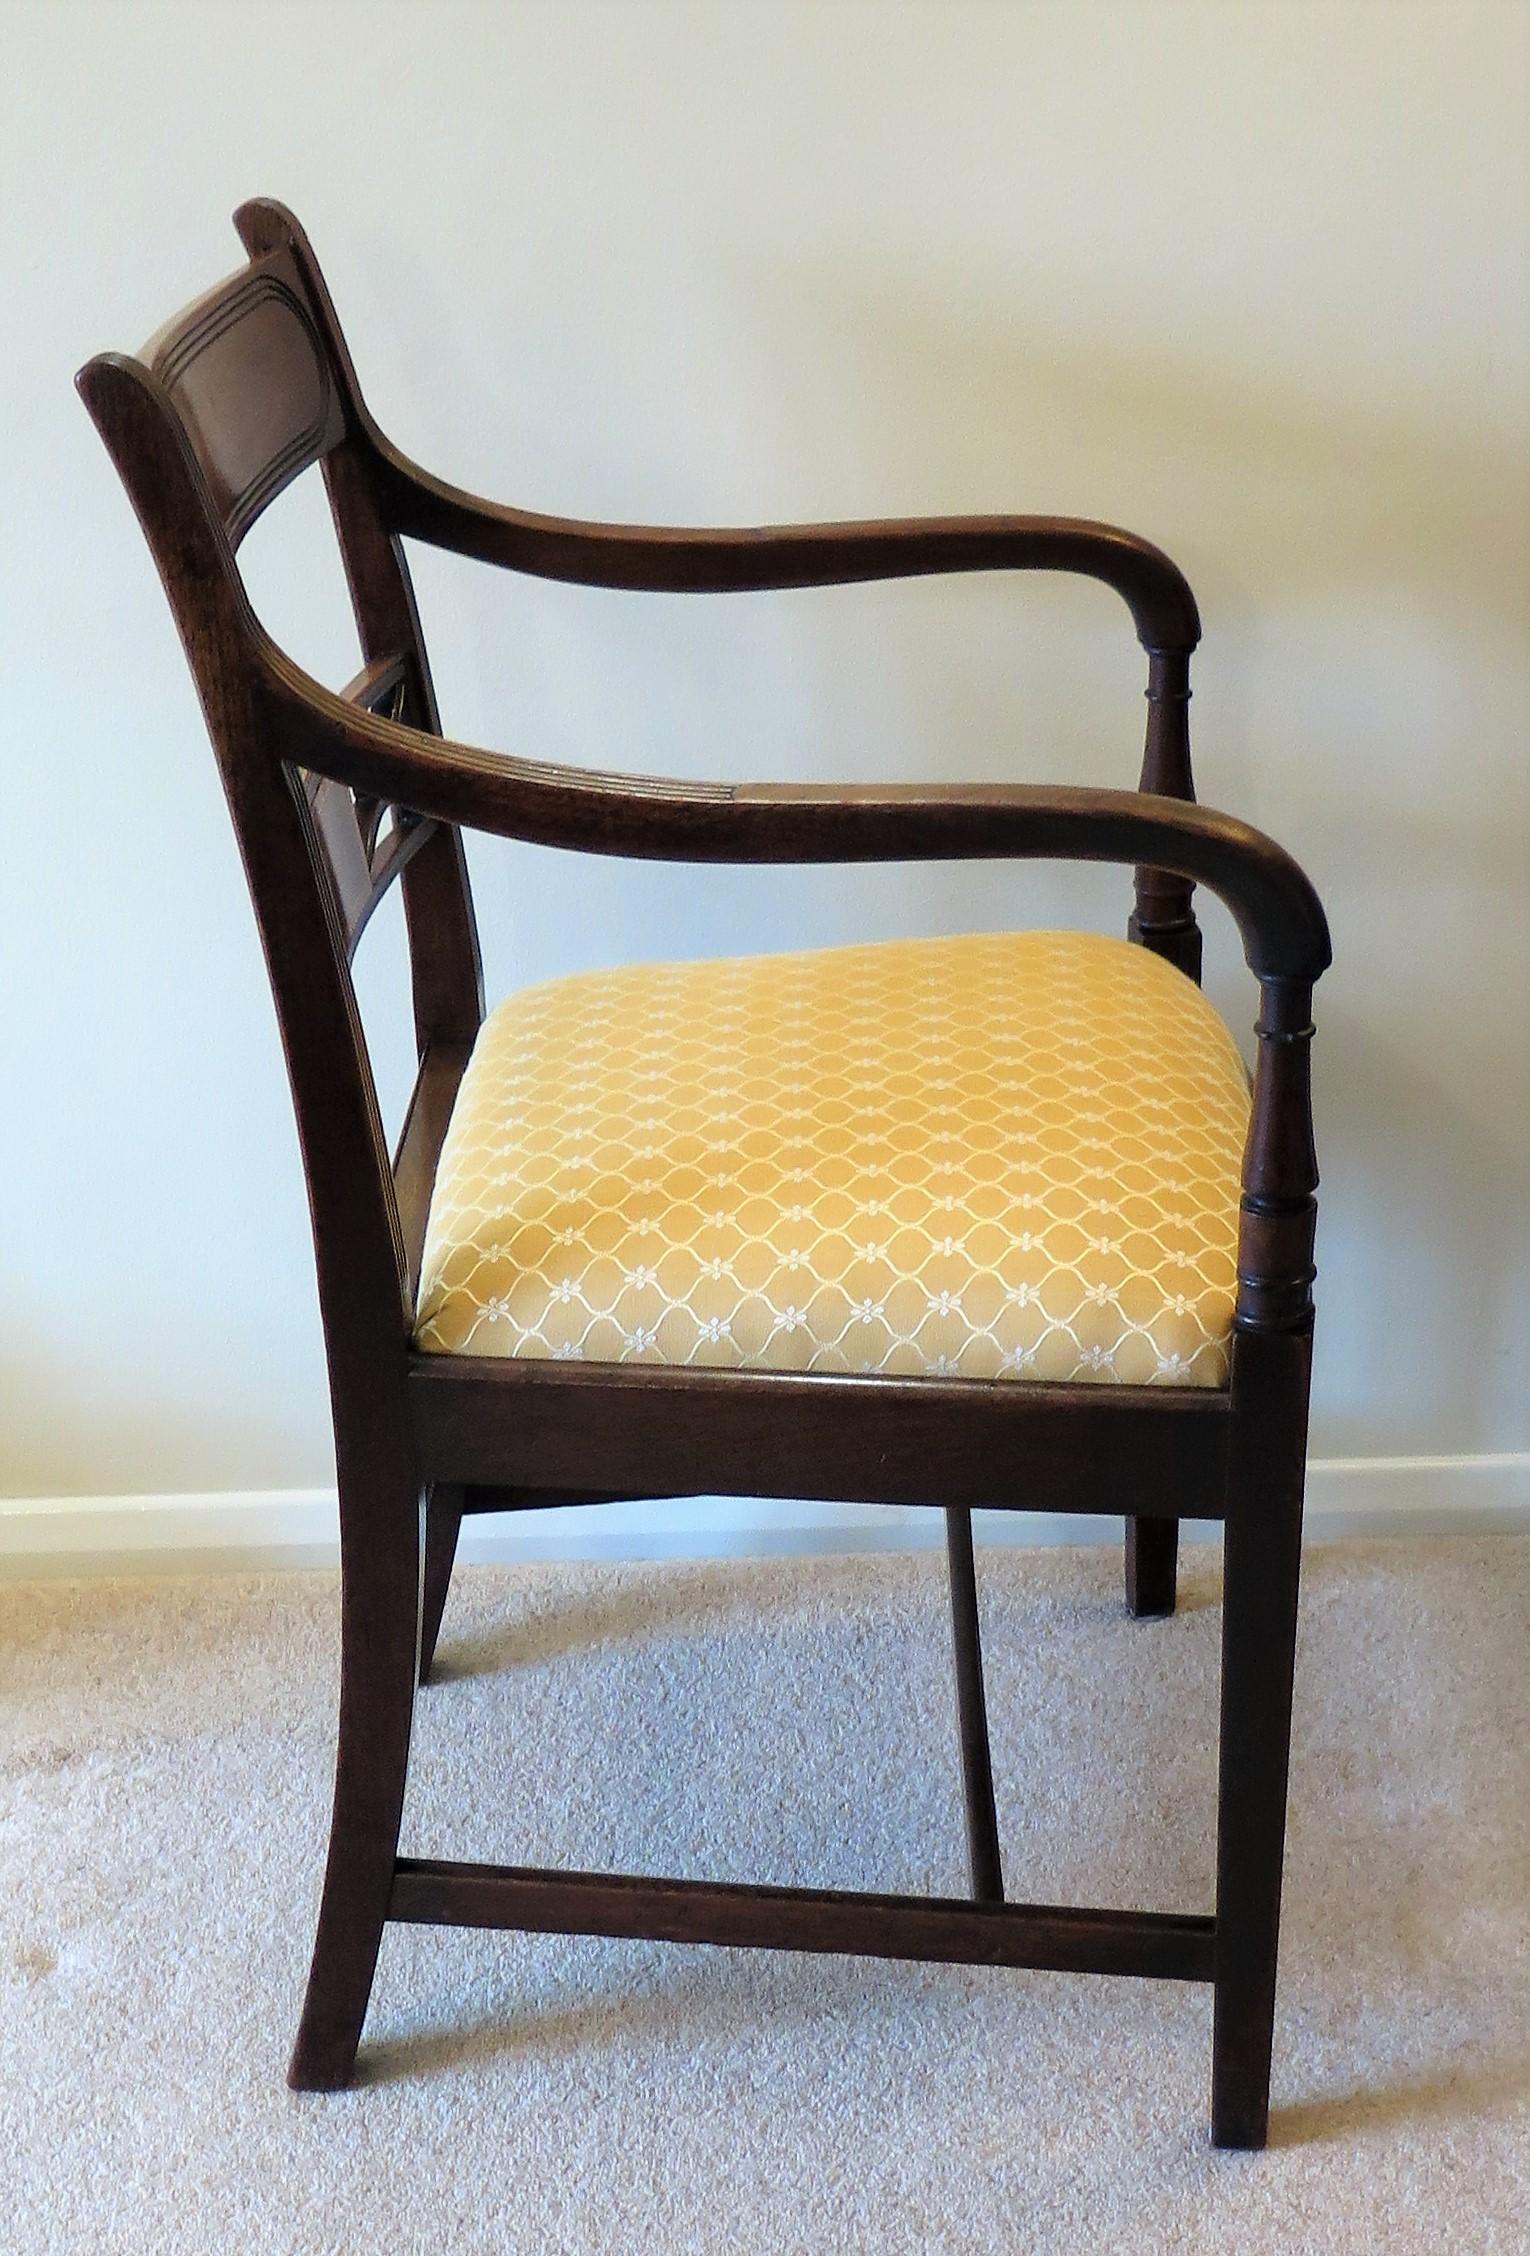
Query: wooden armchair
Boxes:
[{"xmin": 79, "ymin": 201, "xmax": 1329, "ymax": 2148}]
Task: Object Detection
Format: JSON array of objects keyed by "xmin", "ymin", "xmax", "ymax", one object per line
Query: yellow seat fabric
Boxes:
[{"xmin": 414, "ymin": 929, "xmax": 1251, "ymax": 1387}]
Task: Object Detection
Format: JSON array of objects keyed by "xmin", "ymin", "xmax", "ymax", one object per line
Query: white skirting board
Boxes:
[{"xmin": 2, "ymin": 1456, "xmax": 1528, "ymax": 1578}]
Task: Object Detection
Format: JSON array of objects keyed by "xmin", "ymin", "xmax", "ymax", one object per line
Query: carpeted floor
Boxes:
[{"xmin": 1, "ymin": 1536, "xmax": 1527, "ymax": 2254}]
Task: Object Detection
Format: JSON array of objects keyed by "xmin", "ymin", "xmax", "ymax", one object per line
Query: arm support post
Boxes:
[
  {"xmin": 1129, "ymin": 650, "xmax": 1203, "ymax": 982},
  {"xmin": 1236, "ymin": 979, "xmax": 1320, "ymax": 1339}
]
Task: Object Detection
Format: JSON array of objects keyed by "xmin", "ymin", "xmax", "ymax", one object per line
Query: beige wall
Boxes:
[{"xmin": 3, "ymin": 0, "xmax": 1527, "ymax": 1496}]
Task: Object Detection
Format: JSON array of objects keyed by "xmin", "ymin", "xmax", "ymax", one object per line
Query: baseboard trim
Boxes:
[{"xmin": 2, "ymin": 1455, "xmax": 1528, "ymax": 1579}]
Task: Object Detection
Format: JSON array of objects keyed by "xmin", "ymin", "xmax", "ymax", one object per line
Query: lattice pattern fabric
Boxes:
[{"xmin": 414, "ymin": 930, "xmax": 1251, "ymax": 1386}]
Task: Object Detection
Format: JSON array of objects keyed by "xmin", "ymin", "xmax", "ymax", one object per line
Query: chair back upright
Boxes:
[{"xmin": 79, "ymin": 203, "xmax": 484, "ymax": 1348}]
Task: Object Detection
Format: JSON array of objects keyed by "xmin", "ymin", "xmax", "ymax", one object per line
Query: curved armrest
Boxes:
[
  {"xmin": 268, "ymin": 653, "xmax": 1329, "ymax": 982},
  {"xmin": 228, "ymin": 196, "xmax": 1198, "ymax": 654},
  {"xmin": 370, "ymin": 445, "xmax": 1200, "ymax": 657}
]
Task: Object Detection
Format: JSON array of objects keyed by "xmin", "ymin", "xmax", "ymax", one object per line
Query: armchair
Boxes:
[{"xmin": 79, "ymin": 200, "xmax": 1329, "ymax": 2149}]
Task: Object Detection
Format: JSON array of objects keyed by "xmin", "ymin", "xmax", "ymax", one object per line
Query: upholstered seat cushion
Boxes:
[{"xmin": 414, "ymin": 929, "xmax": 1251, "ymax": 1386}]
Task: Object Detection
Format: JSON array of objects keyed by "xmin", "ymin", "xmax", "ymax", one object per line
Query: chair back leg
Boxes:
[
  {"xmin": 1125, "ymin": 1514, "xmax": 1180, "ymax": 1617},
  {"xmin": 288, "ymin": 1462, "xmax": 423, "ymax": 2090},
  {"xmin": 419, "ymin": 1485, "xmax": 466, "ymax": 1685},
  {"xmin": 944, "ymin": 1507, "xmax": 1005, "ymax": 1904}
]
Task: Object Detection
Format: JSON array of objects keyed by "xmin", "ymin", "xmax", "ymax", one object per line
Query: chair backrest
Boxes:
[{"xmin": 78, "ymin": 201, "xmax": 483, "ymax": 1369}]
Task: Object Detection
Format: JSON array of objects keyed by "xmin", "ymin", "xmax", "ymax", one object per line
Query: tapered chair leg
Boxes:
[
  {"xmin": 944, "ymin": 1507, "xmax": 1004, "ymax": 1904},
  {"xmin": 419, "ymin": 1484, "xmax": 465, "ymax": 1685},
  {"xmin": 1125, "ymin": 1514, "xmax": 1179, "ymax": 1618},
  {"xmin": 288, "ymin": 1470, "xmax": 422, "ymax": 2092},
  {"xmin": 1211, "ymin": 1388, "xmax": 1308, "ymax": 2148}
]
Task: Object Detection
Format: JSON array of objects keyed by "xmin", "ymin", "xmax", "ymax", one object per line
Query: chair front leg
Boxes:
[
  {"xmin": 288, "ymin": 1457, "xmax": 422, "ymax": 2091},
  {"xmin": 1211, "ymin": 1334, "xmax": 1310, "ymax": 2148}
]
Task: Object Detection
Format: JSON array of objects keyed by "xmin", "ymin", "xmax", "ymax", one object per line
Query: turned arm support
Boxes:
[{"xmin": 1236, "ymin": 977, "xmax": 1320, "ymax": 1339}]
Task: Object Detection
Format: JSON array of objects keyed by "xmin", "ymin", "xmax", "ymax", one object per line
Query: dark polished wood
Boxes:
[
  {"xmin": 378, "ymin": 479, "xmax": 1203, "ymax": 651},
  {"xmin": 392, "ymin": 1037, "xmax": 473, "ymax": 1307},
  {"xmin": 390, "ymin": 1860, "xmax": 1216, "ymax": 1982},
  {"xmin": 138, "ymin": 249, "xmax": 346, "ymax": 543},
  {"xmin": 407, "ymin": 1356, "xmax": 1232, "ymax": 1507},
  {"xmin": 1122, "ymin": 643, "xmax": 1205, "ymax": 1613},
  {"xmin": 945, "ymin": 1508, "xmax": 1004, "ymax": 1903},
  {"xmin": 1213, "ymin": 1331, "xmax": 1310, "ymax": 2146},
  {"xmin": 1129, "ymin": 650, "xmax": 1203, "ymax": 981},
  {"xmin": 262, "ymin": 664, "xmax": 1332, "ymax": 981},
  {"xmin": 419, "ymin": 1485, "xmax": 465, "ymax": 1687},
  {"xmin": 1124, "ymin": 1516, "xmax": 1181, "ymax": 1619},
  {"xmin": 1210, "ymin": 976, "xmax": 1319, "ymax": 2148},
  {"xmin": 78, "ymin": 198, "xmax": 1328, "ymax": 2146}
]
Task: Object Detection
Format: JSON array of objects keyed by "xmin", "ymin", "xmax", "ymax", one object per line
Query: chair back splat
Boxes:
[{"xmin": 80, "ymin": 202, "xmax": 1330, "ymax": 2153}]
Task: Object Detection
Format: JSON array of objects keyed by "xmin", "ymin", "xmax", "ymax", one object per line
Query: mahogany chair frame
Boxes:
[{"xmin": 79, "ymin": 201, "xmax": 1329, "ymax": 2149}]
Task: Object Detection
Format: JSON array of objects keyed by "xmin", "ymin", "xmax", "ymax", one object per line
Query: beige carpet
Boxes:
[{"xmin": 1, "ymin": 1536, "xmax": 1527, "ymax": 2254}]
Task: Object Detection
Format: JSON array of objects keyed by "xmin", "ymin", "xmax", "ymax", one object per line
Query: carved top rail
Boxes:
[{"xmin": 142, "ymin": 249, "xmax": 345, "ymax": 546}]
